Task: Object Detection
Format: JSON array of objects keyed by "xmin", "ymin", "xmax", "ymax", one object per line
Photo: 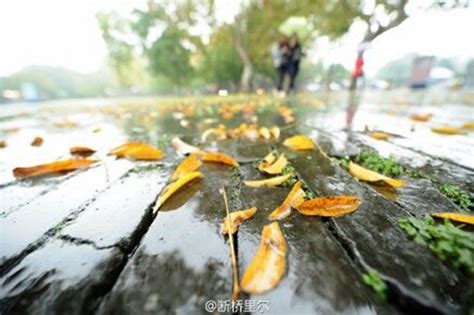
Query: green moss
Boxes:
[
  {"xmin": 399, "ymin": 215, "xmax": 474, "ymax": 275},
  {"xmin": 439, "ymin": 183, "xmax": 472, "ymax": 210},
  {"xmin": 362, "ymin": 269, "xmax": 387, "ymax": 300},
  {"xmin": 354, "ymin": 151, "xmax": 406, "ymax": 177}
]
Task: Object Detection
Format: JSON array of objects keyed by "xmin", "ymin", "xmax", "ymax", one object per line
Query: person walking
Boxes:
[
  {"xmin": 272, "ymin": 35, "xmax": 289, "ymax": 94},
  {"xmin": 287, "ymin": 33, "xmax": 302, "ymax": 93}
]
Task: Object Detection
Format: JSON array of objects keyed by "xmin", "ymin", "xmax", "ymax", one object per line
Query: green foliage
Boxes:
[
  {"xmin": 353, "ymin": 151, "xmax": 406, "ymax": 177},
  {"xmin": 398, "ymin": 215, "xmax": 474, "ymax": 275},
  {"xmin": 362, "ymin": 269, "xmax": 387, "ymax": 300},
  {"xmin": 439, "ymin": 184, "xmax": 472, "ymax": 210}
]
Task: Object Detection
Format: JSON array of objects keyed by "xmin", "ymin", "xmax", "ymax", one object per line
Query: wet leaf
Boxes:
[
  {"xmin": 368, "ymin": 132, "xmax": 390, "ymax": 141},
  {"xmin": 241, "ymin": 222, "xmax": 287, "ymax": 294},
  {"xmin": 13, "ymin": 158, "xmax": 97, "ymax": 179},
  {"xmin": 109, "ymin": 142, "xmax": 164, "ymax": 161},
  {"xmin": 202, "ymin": 152, "xmax": 239, "ymax": 167},
  {"xmin": 243, "ymin": 174, "xmax": 291, "ymax": 187},
  {"xmin": 269, "ymin": 182, "xmax": 305, "ymax": 220},
  {"xmin": 295, "ymin": 195, "xmax": 361, "ymax": 217},
  {"xmin": 31, "ymin": 136, "xmax": 43, "ymax": 146},
  {"xmin": 221, "ymin": 207, "xmax": 257, "ymax": 235},
  {"xmin": 171, "ymin": 137, "xmax": 203, "ymax": 155},
  {"xmin": 349, "ymin": 161, "xmax": 406, "ymax": 188},
  {"xmin": 171, "ymin": 154, "xmax": 202, "ymax": 180},
  {"xmin": 283, "ymin": 135, "xmax": 315, "ymax": 151},
  {"xmin": 262, "ymin": 152, "xmax": 276, "ymax": 164},
  {"xmin": 432, "ymin": 212, "xmax": 474, "ymax": 225},
  {"xmin": 70, "ymin": 146, "xmax": 96, "ymax": 157},
  {"xmin": 462, "ymin": 122, "xmax": 474, "ymax": 130},
  {"xmin": 153, "ymin": 171, "xmax": 203, "ymax": 212},
  {"xmin": 431, "ymin": 126, "xmax": 465, "ymax": 135},
  {"xmin": 270, "ymin": 126, "xmax": 280, "ymax": 139},
  {"xmin": 409, "ymin": 113, "xmax": 432, "ymax": 122},
  {"xmin": 259, "ymin": 127, "xmax": 271, "ymax": 139},
  {"xmin": 258, "ymin": 154, "xmax": 288, "ymax": 175}
]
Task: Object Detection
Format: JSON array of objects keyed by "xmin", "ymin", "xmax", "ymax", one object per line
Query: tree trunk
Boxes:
[{"xmin": 234, "ymin": 27, "xmax": 253, "ymax": 93}]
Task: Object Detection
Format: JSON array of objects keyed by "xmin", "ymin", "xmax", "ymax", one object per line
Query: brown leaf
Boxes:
[
  {"xmin": 409, "ymin": 113, "xmax": 432, "ymax": 122},
  {"xmin": 202, "ymin": 152, "xmax": 239, "ymax": 167},
  {"xmin": 269, "ymin": 182, "xmax": 305, "ymax": 220},
  {"xmin": 0, "ymin": 140, "xmax": 6, "ymax": 148},
  {"xmin": 431, "ymin": 126, "xmax": 465, "ymax": 135},
  {"xmin": 348, "ymin": 161, "xmax": 406, "ymax": 188},
  {"xmin": 153, "ymin": 171, "xmax": 203, "ymax": 213},
  {"xmin": 295, "ymin": 196, "xmax": 361, "ymax": 217},
  {"xmin": 283, "ymin": 135, "xmax": 315, "ymax": 151},
  {"xmin": 13, "ymin": 158, "xmax": 97, "ymax": 179},
  {"xmin": 31, "ymin": 136, "xmax": 43, "ymax": 146},
  {"xmin": 221, "ymin": 207, "xmax": 257, "ymax": 235},
  {"xmin": 432, "ymin": 212, "xmax": 474, "ymax": 225},
  {"xmin": 258, "ymin": 154, "xmax": 288, "ymax": 175},
  {"xmin": 109, "ymin": 142, "xmax": 164, "ymax": 161},
  {"xmin": 243, "ymin": 174, "xmax": 291, "ymax": 188},
  {"xmin": 241, "ymin": 222, "xmax": 287, "ymax": 294},
  {"xmin": 171, "ymin": 154, "xmax": 202, "ymax": 180},
  {"xmin": 368, "ymin": 132, "xmax": 390, "ymax": 141},
  {"xmin": 70, "ymin": 146, "xmax": 96, "ymax": 157},
  {"xmin": 171, "ymin": 137, "xmax": 203, "ymax": 155}
]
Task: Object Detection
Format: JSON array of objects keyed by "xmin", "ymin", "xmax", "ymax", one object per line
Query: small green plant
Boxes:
[
  {"xmin": 398, "ymin": 215, "xmax": 474, "ymax": 275},
  {"xmin": 439, "ymin": 183, "xmax": 472, "ymax": 210},
  {"xmin": 354, "ymin": 151, "xmax": 406, "ymax": 177},
  {"xmin": 362, "ymin": 269, "xmax": 387, "ymax": 300},
  {"xmin": 281, "ymin": 165, "xmax": 298, "ymax": 187}
]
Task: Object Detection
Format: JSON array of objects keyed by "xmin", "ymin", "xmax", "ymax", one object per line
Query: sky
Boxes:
[{"xmin": 0, "ymin": 1, "xmax": 473, "ymax": 77}]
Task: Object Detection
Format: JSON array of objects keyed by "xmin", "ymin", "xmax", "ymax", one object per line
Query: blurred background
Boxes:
[{"xmin": 0, "ymin": 0, "xmax": 473, "ymax": 103}]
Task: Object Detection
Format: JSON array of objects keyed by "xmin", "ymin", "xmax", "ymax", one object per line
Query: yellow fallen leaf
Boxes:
[
  {"xmin": 258, "ymin": 154, "xmax": 288, "ymax": 175},
  {"xmin": 70, "ymin": 146, "xmax": 96, "ymax": 157},
  {"xmin": 241, "ymin": 222, "xmax": 287, "ymax": 294},
  {"xmin": 31, "ymin": 136, "xmax": 43, "ymax": 147},
  {"xmin": 295, "ymin": 195, "xmax": 361, "ymax": 217},
  {"xmin": 431, "ymin": 127, "xmax": 465, "ymax": 135},
  {"xmin": 432, "ymin": 212, "xmax": 474, "ymax": 225},
  {"xmin": 349, "ymin": 161, "xmax": 406, "ymax": 188},
  {"xmin": 283, "ymin": 135, "xmax": 315, "ymax": 151},
  {"xmin": 259, "ymin": 127, "xmax": 271, "ymax": 140},
  {"xmin": 409, "ymin": 113, "xmax": 432, "ymax": 122},
  {"xmin": 243, "ymin": 174, "xmax": 291, "ymax": 188},
  {"xmin": 202, "ymin": 152, "xmax": 239, "ymax": 167},
  {"xmin": 462, "ymin": 122, "xmax": 474, "ymax": 130},
  {"xmin": 262, "ymin": 152, "xmax": 276, "ymax": 164},
  {"xmin": 171, "ymin": 154, "xmax": 202, "ymax": 180},
  {"xmin": 13, "ymin": 158, "xmax": 97, "ymax": 179},
  {"xmin": 171, "ymin": 137, "xmax": 203, "ymax": 155},
  {"xmin": 153, "ymin": 171, "xmax": 203, "ymax": 212},
  {"xmin": 109, "ymin": 142, "xmax": 164, "ymax": 161},
  {"xmin": 269, "ymin": 182, "xmax": 305, "ymax": 220},
  {"xmin": 270, "ymin": 126, "xmax": 280, "ymax": 139},
  {"xmin": 221, "ymin": 207, "xmax": 257, "ymax": 235},
  {"xmin": 368, "ymin": 132, "xmax": 390, "ymax": 141}
]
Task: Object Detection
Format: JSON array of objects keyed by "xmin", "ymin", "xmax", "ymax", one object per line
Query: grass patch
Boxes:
[
  {"xmin": 398, "ymin": 215, "xmax": 474, "ymax": 275},
  {"xmin": 362, "ymin": 269, "xmax": 387, "ymax": 300},
  {"xmin": 353, "ymin": 151, "xmax": 406, "ymax": 177},
  {"xmin": 439, "ymin": 183, "xmax": 472, "ymax": 210}
]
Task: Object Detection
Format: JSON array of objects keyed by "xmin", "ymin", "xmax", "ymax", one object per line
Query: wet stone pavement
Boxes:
[{"xmin": 0, "ymin": 95, "xmax": 473, "ymax": 314}]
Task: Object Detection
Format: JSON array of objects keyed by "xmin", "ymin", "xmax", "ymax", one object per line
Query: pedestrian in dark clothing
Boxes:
[
  {"xmin": 272, "ymin": 35, "xmax": 290, "ymax": 92},
  {"xmin": 287, "ymin": 33, "xmax": 302, "ymax": 92}
]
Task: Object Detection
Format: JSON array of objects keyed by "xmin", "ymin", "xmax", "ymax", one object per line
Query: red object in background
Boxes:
[{"xmin": 352, "ymin": 54, "xmax": 364, "ymax": 78}]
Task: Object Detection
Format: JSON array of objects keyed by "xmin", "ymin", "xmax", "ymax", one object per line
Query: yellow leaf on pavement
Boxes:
[
  {"xmin": 241, "ymin": 222, "xmax": 287, "ymax": 294},
  {"xmin": 109, "ymin": 142, "xmax": 164, "ymax": 161},
  {"xmin": 221, "ymin": 207, "xmax": 257, "ymax": 235},
  {"xmin": 70, "ymin": 146, "xmax": 96, "ymax": 157},
  {"xmin": 258, "ymin": 154, "xmax": 288, "ymax": 175},
  {"xmin": 153, "ymin": 171, "xmax": 203, "ymax": 213},
  {"xmin": 368, "ymin": 132, "xmax": 390, "ymax": 141},
  {"xmin": 202, "ymin": 152, "xmax": 239, "ymax": 167},
  {"xmin": 31, "ymin": 136, "xmax": 43, "ymax": 146},
  {"xmin": 349, "ymin": 161, "xmax": 406, "ymax": 188},
  {"xmin": 431, "ymin": 127, "xmax": 465, "ymax": 135},
  {"xmin": 409, "ymin": 113, "xmax": 432, "ymax": 122},
  {"xmin": 432, "ymin": 212, "xmax": 474, "ymax": 225},
  {"xmin": 243, "ymin": 174, "xmax": 291, "ymax": 188},
  {"xmin": 269, "ymin": 182, "xmax": 305, "ymax": 220},
  {"xmin": 171, "ymin": 154, "xmax": 202, "ymax": 180},
  {"xmin": 13, "ymin": 158, "xmax": 97, "ymax": 179},
  {"xmin": 283, "ymin": 135, "xmax": 315, "ymax": 151},
  {"xmin": 171, "ymin": 137, "xmax": 203, "ymax": 155},
  {"xmin": 295, "ymin": 196, "xmax": 361, "ymax": 217},
  {"xmin": 462, "ymin": 122, "xmax": 474, "ymax": 130}
]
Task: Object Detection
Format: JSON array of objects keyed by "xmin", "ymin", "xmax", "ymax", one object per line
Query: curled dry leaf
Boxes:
[
  {"xmin": 109, "ymin": 142, "xmax": 164, "ymax": 161},
  {"xmin": 431, "ymin": 127, "xmax": 465, "ymax": 135},
  {"xmin": 13, "ymin": 158, "xmax": 97, "ymax": 179},
  {"xmin": 241, "ymin": 222, "xmax": 287, "ymax": 294},
  {"xmin": 431, "ymin": 212, "xmax": 474, "ymax": 225},
  {"xmin": 171, "ymin": 137, "xmax": 203, "ymax": 155},
  {"xmin": 283, "ymin": 135, "xmax": 315, "ymax": 151},
  {"xmin": 31, "ymin": 136, "xmax": 43, "ymax": 146},
  {"xmin": 221, "ymin": 207, "xmax": 257, "ymax": 235},
  {"xmin": 258, "ymin": 154, "xmax": 288, "ymax": 175},
  {"xmin": 243, "ymin": 174, "xmax": 291, "ymax": 188},
  {"xmin": 269, "ymin": 182, "xmax": 305, "ymax": 220},
  {"xmin": 202, "ymin": 152, "xmax": 239, "ymax": 167},
  {"xmin": 70, "ymin": 146, "xmax": 96, "ymax": 157},
  {"xmin": 409, "ymin": 113, "xmax": 432, "ymax": 122},
  {"xmin": 295, "ymin": 195, "xmax": 361, "ymax": 217},
  {"xmin": 368, "ymin": 132, "xmax": 390, "ymax": 141},
  {"xmin": 171, "ymin": 154, "xmax": 202, "ymax": 180},
  {"xmin": 153, "ymin": 171, "xmax": 203, "ymax": 213},
  {"xmin": 349, "ymin": 161, "xmax": 406, "ymax": 188}
]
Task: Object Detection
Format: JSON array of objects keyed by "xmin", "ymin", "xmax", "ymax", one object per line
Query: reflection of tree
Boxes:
[{"xmin": 102, "ymin": 250, "xmax": 231, "ymax": 315}]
